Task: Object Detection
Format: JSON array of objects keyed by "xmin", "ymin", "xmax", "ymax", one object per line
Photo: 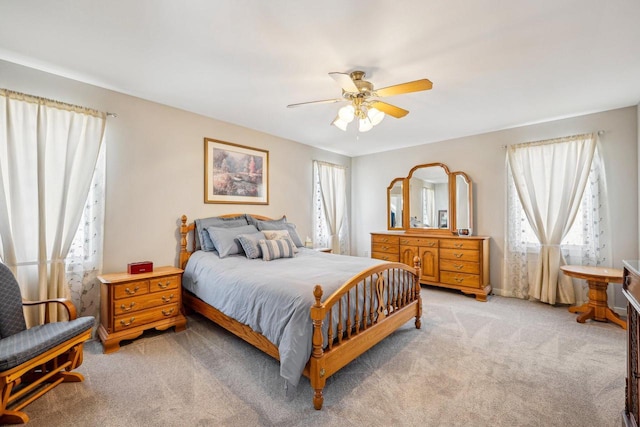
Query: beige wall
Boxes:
[
  {"xmin": 352, "ymin": 106, "xmax": 638, "ymax": 310},
  {"xmin": 0, "ymin": 59, "xmax": 351, "ymax": 273}
]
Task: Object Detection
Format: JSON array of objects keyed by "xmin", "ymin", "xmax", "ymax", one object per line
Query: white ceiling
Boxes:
[{"xmin": 1, "ymin": 1, "xmax": 639, "ymax": 157}]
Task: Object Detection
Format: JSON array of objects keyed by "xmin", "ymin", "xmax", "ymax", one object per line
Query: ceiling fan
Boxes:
[{"xmin": 287, "ymin": 70, "xmax": 433, "ymax": 132}]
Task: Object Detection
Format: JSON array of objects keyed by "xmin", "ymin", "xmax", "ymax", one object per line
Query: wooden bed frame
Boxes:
[{"xmin": 178, "ymin": 214, "xmax": 422, "ymax": 409}]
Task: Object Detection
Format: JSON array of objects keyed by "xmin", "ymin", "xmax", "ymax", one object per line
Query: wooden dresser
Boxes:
[
  {"xmin": 371, "ymin": 232, "xmax": 490, "ymax": 301},
  {"xmin": 98, "ymin": 266, "xmax": 187, "ymax": 353},
  {"xmin": 623, "ymin": 260, "xmax": 640, "ymax": 426}
]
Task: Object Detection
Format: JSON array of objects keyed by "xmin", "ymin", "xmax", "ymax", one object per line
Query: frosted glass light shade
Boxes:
[
  {"xmin": 359, "ymin": 117, "xmax": 373, "ymax": 132},
  {"xmin": 332, "ymin": 116, "xmax": 348, "ymax": 131},
  {"xmin": 368, "ymin": 107, "xmax": 385, "ymax": 126},
  {"xmin": 338, "ymin": 105, "xmax": 355, "ymax": 123}
]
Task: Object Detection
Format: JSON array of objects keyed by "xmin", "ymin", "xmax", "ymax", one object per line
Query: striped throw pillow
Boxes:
[{"xmin": 259, "ymin": 238, "xmax": 295, "ymax": 261}]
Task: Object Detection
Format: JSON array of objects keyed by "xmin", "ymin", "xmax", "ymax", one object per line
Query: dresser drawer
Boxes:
[
  {"xmin": 113, "ymin": 303, "xmax": 180, "ymax": 332},
  {"xmin": 372, "ymin": 252, "xmax": 400, "ymax": 262},
  {"xmin": 372, "ymin": 234, "xmax": 400, "ymax": 245},
  {"xmin": 440, "ymin": 248, "xmax": 480, "ymax": 262},
  {"xmin": 440, "ymin": 259, "xmax": 480, "ymax": 275},
  {"xmin": 149, "ymin": 274, "xmax": 180, "ymax": 293},
  {"xmin": 113, "ymin": 291, "xmax": 180, "ymax": 316},
  {"xmin": 440, "ymin": 239, "xmax": 480, "ymax": 250},
  {"xmin": 399, "ymin": 237, "xmax": 438, "ymax": 247},
  {"xmin": 440, "ymin": 271, "xmax": 480, "ymax": 288},
  {"xmin": 372, "ymin": 242, "xmax": 399, "ymax": 254},
  {"xmin": 113, "ymin": 280, "xmax": 149, "ymax": 300}
]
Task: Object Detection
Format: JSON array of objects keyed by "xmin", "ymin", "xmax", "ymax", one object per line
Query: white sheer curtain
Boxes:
[
  {"xmin": 502, "ymin": 133, "xmax": 597, "ymax": 305},
  {"xmin": 313, "ymin": 161, "xmax": 349, "ymax": 254},
  {"xmin": 0, "ymin": 89, "xmax": 106, "ymax": 324},
  {"xmin": 422, "ymin": 187, "xmax": 436, "ymax": 227}
]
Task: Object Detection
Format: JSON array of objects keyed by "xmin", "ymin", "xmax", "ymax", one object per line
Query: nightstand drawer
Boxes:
[
  {"xmin": 113, "ymin": 280, "xmax": 149, "ymax": 299},
  {"xmin": 113, "ymin": 292, "xmax": 180, "ymax": 315},
  {"xmin": 113, "ymin": 303, "xmax": 180, "ymax": 332},
  {"xmin": 149, "ymin": 274, "xmax": 180, "ymax": 293}
]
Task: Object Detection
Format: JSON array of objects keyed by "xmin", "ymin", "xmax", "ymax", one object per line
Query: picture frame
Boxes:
[
  {"xmin": 204, "ymin": 138, "xmax": 269, "ymax": 204},
  {"xmin": 438, "ymin": 210, "xmax": 448, "ymax": 228}
]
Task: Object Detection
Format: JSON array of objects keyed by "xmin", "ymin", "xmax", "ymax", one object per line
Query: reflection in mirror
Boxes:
[
  {"xmin": 388, "ymin": 179, "xmax": 403, "ymax": 229},
  {"xmin": 409, "ymin": 166, "xmax": 449, "ymax": 229},
  {"xmin": 455, "ymin": 174, "xmax": 471, "ymax": 230}
]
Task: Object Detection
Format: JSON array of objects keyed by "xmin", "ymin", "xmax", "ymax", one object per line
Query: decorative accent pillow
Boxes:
[
  {"xmin": 195, "ymin": 215, "xmax": 249, "ymax": 251},
  {"xmin": 259, "ymin": 239, "xmax": 295, "ymax": 261},
  {"xmin": 257, "ymin": 221, "xmax": 304, "ymax": 247},
  {"xmin": 236, "ymin": 232, "xmax": 266, "ymax": 259},
  {"xmin": 262, "ymin": 230, "xmax": 299, "ymax": 253},
  {"xmin": 247, "ymin": 215, "xmax": 287, "ymax": 229},
  {"xmin": 206, "ymin": 224, "xmax": 258, "ymax": 258}
]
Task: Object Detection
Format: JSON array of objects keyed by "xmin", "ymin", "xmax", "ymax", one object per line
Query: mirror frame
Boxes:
[
  {"xmin": 387, "ymin": 177, "xmax": 405, "ymax": 230},
  {"xmin": 387, "ymin": 162, "xmax": 473, "ymax": 235}
]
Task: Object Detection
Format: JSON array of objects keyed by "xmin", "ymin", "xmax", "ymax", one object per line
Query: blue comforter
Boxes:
[{"xmin": 182, "ymin": 248, "xmax": 385, "ymax": 387}]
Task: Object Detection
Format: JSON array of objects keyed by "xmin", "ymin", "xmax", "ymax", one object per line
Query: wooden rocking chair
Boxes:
[{"xmin": 0, "ymin": 263, "xmax": 94, "ymax": 424}]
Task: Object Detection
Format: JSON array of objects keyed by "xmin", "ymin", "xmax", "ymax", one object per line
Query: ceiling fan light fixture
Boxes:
[
  {"xmin": 367, "ymin": 107, "xmax": 385, "ymax": 126},
  {"xmin": 332, "ymin": 116, "xmax": 348, "ymax": 131},
  {"xmin": 359, "ymin": 117, "xmax": 373, "ymax": 132},
  {"xmin": 338, "ymin": 105, "xmax": 355, "ymax": 123}
]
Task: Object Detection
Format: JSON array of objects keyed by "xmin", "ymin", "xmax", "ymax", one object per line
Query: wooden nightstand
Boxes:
[{"xmin": 97, "ymin": 266, "xmax": 187, "ymax": 353}]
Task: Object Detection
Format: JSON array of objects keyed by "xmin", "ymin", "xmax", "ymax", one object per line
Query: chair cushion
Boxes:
[{"xmin": 0, "ymin": 316, "xmax": 95, "ymax": 371}]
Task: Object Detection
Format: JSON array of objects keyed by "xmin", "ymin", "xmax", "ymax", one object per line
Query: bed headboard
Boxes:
[{"xmin": 179, "ymin": 213, "xmax": 275, "ymax": 270}]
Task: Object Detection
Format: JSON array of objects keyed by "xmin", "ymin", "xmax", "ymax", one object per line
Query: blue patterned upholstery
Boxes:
[
  {"xmin": 0, "ymin": 263, "xmax": 27, "ymax": 338},
  {"xmin": 0, "ymin": 262, "xmax": 95, "ymax": 371},
  {"xmin": 0, "ymin": 317, "xmax": 94, "ymax": 371}
]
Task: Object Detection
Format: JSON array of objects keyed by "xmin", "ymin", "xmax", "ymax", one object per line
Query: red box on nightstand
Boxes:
[{"xmin": 127, "ymin": 261, "xmax": 153, "ymax": 274}]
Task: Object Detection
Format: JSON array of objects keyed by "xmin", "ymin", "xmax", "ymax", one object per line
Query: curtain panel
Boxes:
[
  {"xmin": 0, "ymin": 89, "xmax": 106, "ymax": 324},
  {"xmin": 312, "ymin": 161, "xmax": 350, "ymax": 254},
  {"xmin": 502, "ymin": 133, "xmax": 600, "ymax": 305}
]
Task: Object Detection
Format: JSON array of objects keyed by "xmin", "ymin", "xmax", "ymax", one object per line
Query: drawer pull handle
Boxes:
[
  {"xmin": 454, "ymin": 253, "xmax": 463, "ymax": 258},
  {"xmin": 382, "ymin": 245, "xmax": 389, "ymax": 250},
  {"xmin": 125, "ymin": 286, "xmax": 139, "ymax": 295},
  {"xmin": 382, "ymin": 256, "xmax": 389, "ymax": 260},
  {"xmin": 157, "ymin": 281, "xmax": 171, "ymax": 289},
  {"xmin": 455, "ymin": 277, "xmax": 464, "ymax": 283},
  {"xmin": 162, "ymin": 308, "xmax": 175, "ymax": 316},
  {"xmin": 162, "ymin": 294, "xmax": 175, "ymax": 303},
  {"xmin": 454, "ymin": 264, "xmax": 464, "ymax": 270},
  {"xmin": 120, "ymin": 302, "xmax": 136, "ymax": 311},
  {"xmin": 400, "ymin": 240, "xmax": 408, "ymax": 244},
  {"xmin": 120, "ymin": 317, "xmax": 135, "ymax": 327},
  {"xmin": 454, "ymin": 243, "xmax": 463, "ymax": 248},
  {"xmin": 427, "ymin": 242, "xmax": 435, "ymax": 247},
  {"xmin": 381, "ymin": 238, "xmax": 388, "ymax": 242}
]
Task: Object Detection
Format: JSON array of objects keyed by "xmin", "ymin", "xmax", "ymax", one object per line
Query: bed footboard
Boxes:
[{"xmin": 306, "ymin": 258, "xmax": 422, "ymax": 409}]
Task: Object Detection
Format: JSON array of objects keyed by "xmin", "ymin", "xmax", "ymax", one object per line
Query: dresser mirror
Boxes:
[
  {"xmin": 387, "ymin": 162, "xmax": 473, "ymax": 234},
  {"xmin": 387, "ymin": 178, "xmax": 404, "ymax": 229}
]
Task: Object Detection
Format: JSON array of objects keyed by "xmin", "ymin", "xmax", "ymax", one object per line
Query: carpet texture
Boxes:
[{"xmin": 21, "ymin": 287, "xmax": 626, "ymax": 427}]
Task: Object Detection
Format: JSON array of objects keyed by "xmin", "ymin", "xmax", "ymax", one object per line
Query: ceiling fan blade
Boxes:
[
  {"xmin": 375, "ymin": 79, "xmax": 433, "ymax": 97},
  {"xmin": 287, "ymin": 99, "xmax": 343, "ymax": 108},
  {"xmin": 369, "ymin": 101, "xmax": 409, "ymax": 118},
  {"xmin": 329, "ymin": 72, "xmax": 359, "ymax": 93}
]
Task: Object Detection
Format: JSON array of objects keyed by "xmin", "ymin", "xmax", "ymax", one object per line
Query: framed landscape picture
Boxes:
[{"xmin": 204, "ymin": 138, "xmax": 269, "ymax": 204}]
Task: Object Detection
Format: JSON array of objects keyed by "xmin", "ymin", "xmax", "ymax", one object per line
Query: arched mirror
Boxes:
[
  {"xmin": 387, "ymin": 178, "xmax": 404, "ymax": 229},
  {"xmin": 387, "ymin": 162, "xmax": 473, "ymax": 234}
]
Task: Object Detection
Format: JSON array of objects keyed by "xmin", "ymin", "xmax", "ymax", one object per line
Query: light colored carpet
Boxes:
[{"xmin": 22, "ymin": 287, "xmax": 626, "ymax": 427}]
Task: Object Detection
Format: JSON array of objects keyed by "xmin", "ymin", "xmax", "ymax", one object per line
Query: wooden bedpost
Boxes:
[
  {"xmin": 413, "ymin": 256, "xmax": 422, "ymax": 329},
  {"xmin": 309, "ymin": 285, "xmax": 326, "ymax": 410},
  {"xmin": 179, "ymin": 215, "xmax": 190, "ymax": 270}
]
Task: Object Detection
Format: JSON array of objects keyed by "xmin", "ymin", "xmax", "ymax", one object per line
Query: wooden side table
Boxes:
[
  {"xmin": 560, "ymin": 265, "xmax": 625, "ymax": 329},
  {"xmin": 98, "ymin": 266, "xmax": 187, "ymax": 353},
  {"xmin": 314, "ymin": 247, "xmax": 332, "ymax": 253}
]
